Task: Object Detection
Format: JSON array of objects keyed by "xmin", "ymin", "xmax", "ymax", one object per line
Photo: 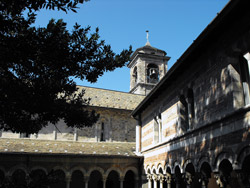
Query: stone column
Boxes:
[
  {"xmin": 73, "ymin": 128, "xmax": 78, "ymax": 141},
  {"xmin": 199, "ymin": 173, "xmax": 209, "ymax": 188},
  {"xmin": 53, "ymin": 126, "xmax": 57, "ymax": 140},
  {"xmin": 103, "ymin": 176, "xmax": 107, "ymax": 188},
  {"xmin": 120, "ymin": 176, "xmax": 124, "ymax": 188},
  {"xmin": 174, "ymin": 174, "xmax": 182, "ymax": 188},
  {"xmin": 158, "ymin": 174, "xmax": 164, "ymax": 188},
  {"xmin": 244, "ymin": 52, "xmax": 250, "ymax": 73},
  {"xmin": 136, "ymin": 116, "xmax": 142, "ymax": 153},
  {"xmin": 84, "ymin": 176, "xmax": 89, "ymax": 188},
  {"xmin": 214, "ymin": 173, "xmax": 224, "ymax": 188},
  {"xmin": 152, "ymin": 174, "xmax": 157, "ymax": 188},
  {"xmin": 184, "ymin": 172, "xmax": 193, "ymax": 188},
  {"xmin": 166, "ymin": 172, "xmax": 172, "ymax": 188},
  {"xmin": 147, "ymin": 174, "xmax": 152, "ymax": 188},
  {"xmin": 135, "ymin": 177, "xmax": 140, "ymax": 188},
  {"xmin": 65, "ymin": 174, "xmax": 71, "ymax": 188}
]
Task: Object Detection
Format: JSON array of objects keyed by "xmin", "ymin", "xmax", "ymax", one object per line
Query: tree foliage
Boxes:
[{"xmin": 0, "ymin": 0, "xmax": 133, "ymax": 134}]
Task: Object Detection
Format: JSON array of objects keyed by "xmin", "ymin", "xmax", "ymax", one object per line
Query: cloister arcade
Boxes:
[
  {"xmin": 0, "ymin": 166, "xmax": 139, "ymax": 188},
  {"xmin": 145, "ymin": 149, "xmax": 250, "ymax": 188}
]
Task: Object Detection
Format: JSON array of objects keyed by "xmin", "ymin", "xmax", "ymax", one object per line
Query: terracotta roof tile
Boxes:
[
  {"xmin": 77, "ymin": 86, "xmax": 145, "ymax": 111},
  {"xmin": 0, "ymin": 138, "xmax": 138, "ymax": 157}
]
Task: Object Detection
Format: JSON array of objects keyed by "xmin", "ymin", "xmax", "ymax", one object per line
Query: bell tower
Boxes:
[{"xmin": 128, "ymin": 31, "xmax": 170, "ymax": 95}]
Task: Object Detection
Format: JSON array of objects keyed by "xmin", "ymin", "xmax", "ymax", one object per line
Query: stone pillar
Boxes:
[
  {"xmin": 166, "ymin": 172, "xmax": 172, "ymax": 188},
  {"xmin": 84, "ymin": 176, "xmax": 89, "ymax": 188},
  {"xmin": 65, "ymin": 174, "xmax": 71, "ymax": 188},
  {"xmin": 199, "ymin": 173, "xmax": 209, "ymax": 188},
  {"xmin": 147, "ymin": 174, "xmax": 152, "ymax": 188},
  {"xmin": 120, "ymin": 176, "xmax": 124, "ymax": 188},
  {"xmin": 244, "ymin": 52, "xmax": 250, "ymax": 73},
  {"xmin": 135, "ymin": 177, "xmax": 140, "ymax": 188},
  {"xmin": 158, "ymin": 174, "xmax": 164, "ymax": 188},
  {"xmin": 53, "ymin": 127, "xmax": 57, "ymax": 140},
  {"xmin": 174, "ymin": 174, "xmax": 182, "ymax": 188},
  {"xmin": 103, "ymin": 176, "xmax": 107, "ymax": 188},
  {"xmin": 214, "ymin": 173, "xmax": 225, "ymax": 188},
  {"xmin": 184, "ymin": 172, "xmax": 193, "ymax": 188},
  {"xmin": 74, "ymin": 128, "xmax": 78, "ymax": 141},
  {"xmin": 136, "ymin": 115, "xmax": 142, "ymax": 153},
  {"xmin": 152, "ymin": 174, "xmax": 157, "ymax": 188}
]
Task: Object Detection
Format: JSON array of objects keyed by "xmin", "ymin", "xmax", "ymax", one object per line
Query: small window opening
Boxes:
[
  {"xmin": 187, "ymin": 89, "xmax": 195, "ymax": 129},
  {"xmin": 133, "ymin": 66, "xmax": 138, "ymax": 83},
  {"xmin": 20, "ymin": 133, "xmax": 30, "ymax": 138},
  {"xmin": 147, "ymin": 64, "xmax": 159, "ymax": 84},
  {"xmin": 240, "ymin": 55, "xmax": 250, "ymax": 105},
  {"xmin": 154, "ymin": 113, "xmax": 162, "ymax": 144},
  {"xmin": 100, "ymin": 122, "xmax": 105, "ymax": 142},
  {"xmin": 179, "ymin": 95, "xmax": 189, "ymax": 132}
]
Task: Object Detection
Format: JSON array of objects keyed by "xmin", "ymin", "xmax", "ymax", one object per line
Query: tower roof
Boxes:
[
  {"xmin": 131, "ymin": 45, "xmax": 167, "ymax": 59},
  {"xmin": 128, "ymin": 45, "xmax": 168, "ymax": 68}
]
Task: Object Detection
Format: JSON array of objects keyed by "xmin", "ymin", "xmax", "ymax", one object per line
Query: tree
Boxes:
[{"xmin": 0, "ymin": 0, "xmax": 133, "ymax": 134}]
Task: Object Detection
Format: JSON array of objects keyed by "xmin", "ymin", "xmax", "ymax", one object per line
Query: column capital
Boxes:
[
  {"xmin": 152, "ymin": 174, "xmax": 158, "ymax": 181},
  {"xmin": 102, "ymin": 175, "xmax": 107, "ymax": 182},
  {"xmin": 183, "ymin": 172, "xmax": 193, "ymax": 185},
  {"xmin": 84, "ymin": 175, "xmax": 90, "ymax": 182},
  {"xmin": 146, "ymin": 174, "xmax": 152, "ymax": 180},
  {"xmin": 214, "ymin": 173, "xmax": 224, "ymax": 188},
  {"xmin": 158, "ymin": 173, "xmax": 165, "ymax": 182},
  {"xmin": 119, "ymin": 176, "xmax": 125, "ymax": 182},
  {"xmin": 244, "ymin": 52, "xmax": 250, "ymax": 61},
  {"xmin": 165, "ymin": 172, "xmax": 172, "ymax": 184}
]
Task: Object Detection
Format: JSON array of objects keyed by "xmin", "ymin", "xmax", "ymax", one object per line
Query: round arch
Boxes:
[
  {"xmin": 52, "ymin": 166, "xmax": 68, "ymax": 177},
  {"xmin": 87, "ymin": 167, "xmax": 104, "ymax": 177},
  {"xmin": 214, "ymin": 152, "xmax": 234, "ymax": 172},
  {"xmin": 30, "ymin": 166, "xmax": 48, "ymax": 175},
  {"xmin": 157, "ymin": 163, "xmax": 165, "ymax": 174},
  {"xmin": 8, "ymin": 165, "xmax": 28, "ymax": 176},
  {"xmin": 197, "ymin": 155, "xmax": 211, "ymax": 171},
  {"xmin": 123, "ymin": 166, "xmax": 138, "ymax": 178},
  {"xmin": 69, "ymin": 167, "xmax": 86, "ymax": 177},
  {"xmin": 173, "ymin": 162, "xmax": 182, "ymax": 174},
  {"xmin": 183, "ymin": 159, "xmax": 196, "ymax": 173},
  {"xmin": 236, "ymin": 146, "xmax": 250, "ymax": 170},
  {"xmin": 164, "ymin": 163, "xmax": 172, "ymax": 174},
  {"xmin": 105, "ymin": 167, "xmax": 122, "ymax": 178},
  {"xmin": 151, "ymin": 165, "xmax": 157, "ymax": 174},
  {"xmin": 145, "ymin": 165, "xmax": 151, "ymax": 175}
]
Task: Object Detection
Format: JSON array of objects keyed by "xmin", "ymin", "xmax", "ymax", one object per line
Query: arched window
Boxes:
[
  {"xmin": 153, "ymin": 114, "xmax": 162, "ymax": 144},
  {"xmin": 133, "ymin": 66, "xmax": 138, "ymax": 83},
  {"xmin": 179, "ymin": 95, "xmax": 189, "ymax": 132},
  {"xmin": 147, "ymin": 64, "xmax": 159, "ymax": 84},
  {"xmin": 240, "ymin": 54, "xmax": 250, "ymax": 105},
  {"xmin": 187, "ymin": 88, "xmax": 195, "ymax": 129},
  {"xmin": 100, "ymin": 122, "xmax": 105, "ymax": 142}
]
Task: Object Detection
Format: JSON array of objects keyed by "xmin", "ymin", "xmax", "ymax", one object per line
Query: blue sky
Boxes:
[{"xmin": 35, "ymin": 0, "xmax": 229, "ymax": 92}]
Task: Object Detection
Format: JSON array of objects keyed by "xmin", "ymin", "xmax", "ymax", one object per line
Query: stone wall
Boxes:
[{"xmin": 139, "ymin": 1, "xmax": 250, "ymax": 187}]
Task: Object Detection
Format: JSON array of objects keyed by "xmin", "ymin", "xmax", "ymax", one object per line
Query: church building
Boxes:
[{"xmin": 0, "ymin": 0, "xmax": 250, "ymax": 187}]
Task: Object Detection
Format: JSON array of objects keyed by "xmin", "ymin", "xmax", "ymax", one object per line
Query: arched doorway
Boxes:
[
  {"xmin": 174, "ymin": 166, "xmax": 184, "ymax": 188},
  {"xmin": 185, "ymin": 163, "xmax": 195, "ymax": 187},
  {"xmin": 219, "ymin": 159, "xmax": 233, "ymax": 188},
  {"xmin": 30, "ymin": 169, "xmax": 47, "ymax": 188},
  {"xmin": 124, "ymin": 170, "xmax": 135, "ymax": 188},
  {"xmin": 147, "ymin": 64, "xmax": 159, "ymax": 84},
  {"xmin": 106, "ymin": 170, "xmax": 120, "ymax": 188},
  {"xmin": 12, "ymin": 169, "xmax": 27, "ymax": 188},
  {"xmin": 242, "ymin": 155, "xmax": 250, "ymax": 187},
  {"xmin": 50, "ymin": 169, "xmax": 66, "ymax": 188},
  {"xmin": 70, "ymin": 170, "xmax": 85, "ymax": 188},
  {"xmin": 0, "ymin": 169, "xmax": 4, "ymax": 185},
  {"xmin": 89, "ymin": 170, "xmax": 103, "ymax": 188}
]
